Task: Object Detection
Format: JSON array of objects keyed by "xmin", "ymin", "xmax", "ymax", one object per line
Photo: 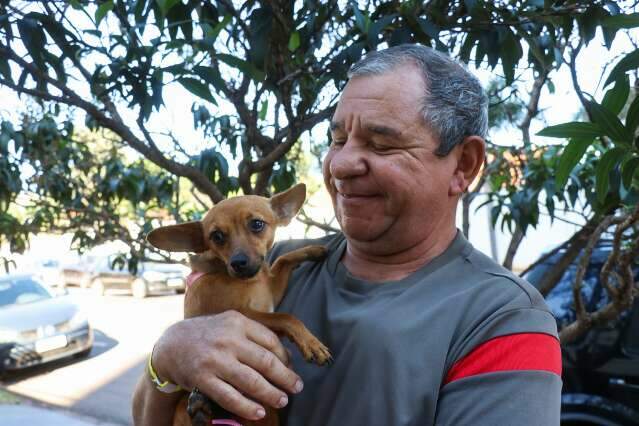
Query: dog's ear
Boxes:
[
  {"xmin": 270, "ymin": 183, "xmax": 306, "ymax": 225},
  {"xmin": 147, "ymin": 221, "xmax": 207, "ymax": 253}
]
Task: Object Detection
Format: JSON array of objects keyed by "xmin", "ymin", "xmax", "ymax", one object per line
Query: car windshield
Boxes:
[{"xmin": 0, "ymin": 277, "xmax": 53, "ymax": 308}]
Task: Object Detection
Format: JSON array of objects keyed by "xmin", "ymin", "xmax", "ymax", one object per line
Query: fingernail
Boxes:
[
  {"xmin": 294, "ymin": 379, "xmax": 303, "ymax": 393},
  {"xmin": 278, "ymin": 395, "xmax": 288, "ymax": 407},
  {"xmin": 256, "ymin": 407, "xmax": 266, "ymax": 419}
]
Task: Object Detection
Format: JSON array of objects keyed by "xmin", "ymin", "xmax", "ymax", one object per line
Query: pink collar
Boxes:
[
  {"xmin": 185, "ymin": 271, "xmax": 206, "ymax": 289},
  {"xmin": 212, "ymin": 421, "xmax": 242, "ymax": 426}
]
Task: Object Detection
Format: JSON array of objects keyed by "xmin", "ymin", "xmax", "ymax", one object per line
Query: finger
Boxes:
[
  {"xmin": 243, "ymin": 319, "xmax": 289, "ymax": 365},
  {"xmin": 220, "ymin": 359, "xmax": 290, "ymax": 409},
  {"xmin": 237, "ymin": 340, "xmax": 302, "ymax": 395},
  {"xmin": 201, "ymin": 376, "xmax": 266, "ymax": 421}
]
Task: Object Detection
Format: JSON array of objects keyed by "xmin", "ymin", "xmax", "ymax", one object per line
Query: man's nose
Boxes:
[{"xmin": 329, "ymin": 139, "xmax": 368, "ymax": 180}]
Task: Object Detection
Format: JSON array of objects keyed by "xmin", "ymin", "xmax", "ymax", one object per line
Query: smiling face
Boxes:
[{"xmin": 324, "ymin": 64, "xmax": 462, "ymax": 254}]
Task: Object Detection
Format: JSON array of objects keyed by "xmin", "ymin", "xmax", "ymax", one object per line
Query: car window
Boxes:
[{"xmin": 0, "ymin": 278, "xmax": 52, "ymax": 307}]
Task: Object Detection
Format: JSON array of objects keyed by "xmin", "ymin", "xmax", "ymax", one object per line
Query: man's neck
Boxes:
[{"xmin": 342, "ymin": 226, "xmax": 458, "ymax": 283}]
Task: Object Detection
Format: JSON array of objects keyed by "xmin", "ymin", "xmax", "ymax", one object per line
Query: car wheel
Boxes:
[
  {"xmin": 92, "ymin": 278, "xmax": 105, "ymax": 296},
  {"xmin": 132, "ymin": 278, "xmax": 149, "ymax": 298},
  {"xmin": 80, "ymin": 276, "xmax": 91, "ymax": 289}
]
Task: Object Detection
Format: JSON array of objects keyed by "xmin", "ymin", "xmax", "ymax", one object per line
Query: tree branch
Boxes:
[{"xmin": 0, "ymin": 45, "xmax": 225, "ymax": 203}]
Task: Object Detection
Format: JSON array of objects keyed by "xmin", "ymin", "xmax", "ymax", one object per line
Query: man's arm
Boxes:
[
  {"xmin": 131, "ymin": 311, "xmax": 303, "ymax": 425},
  {"xmin": 132, "ymin": 372, "xmax": 183, "ymax": 426},
  {"xmin": 435, "ymin": 308, "xmax": 562, "ymax": 425}
]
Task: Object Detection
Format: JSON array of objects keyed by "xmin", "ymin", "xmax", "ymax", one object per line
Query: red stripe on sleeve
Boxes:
[{"xmin": 443, "ymin": 333, "xmax": 561, "ymax": 386}]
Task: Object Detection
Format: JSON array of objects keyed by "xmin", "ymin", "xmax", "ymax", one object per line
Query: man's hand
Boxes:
[{"xmin": 152, "ymin": 310, "xmax": 303, "ymax": 421}]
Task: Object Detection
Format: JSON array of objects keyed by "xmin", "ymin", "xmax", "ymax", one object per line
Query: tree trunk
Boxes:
[{"xmin": 502, "ymin": 226, "xmax": 524, "ymax": 270}]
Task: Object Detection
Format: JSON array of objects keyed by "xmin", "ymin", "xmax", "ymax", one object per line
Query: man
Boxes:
[{"xmin": 133, "ymin": 44, "xmax": 561, "ymax": 425}]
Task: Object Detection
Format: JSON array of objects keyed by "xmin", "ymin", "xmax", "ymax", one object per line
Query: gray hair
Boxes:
[{"xmin": 348, "ymin": 44, "xmax": 488, "ymax": 156}]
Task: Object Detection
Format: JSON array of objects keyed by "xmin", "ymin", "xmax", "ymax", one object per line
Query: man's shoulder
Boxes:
[
  {"xmin": 460, "ymin": 244, "xmax": 549, "ymax": 313},
  {"xmin": 442, "ymin": 243, "xmax": 559, "ymax": 370}
]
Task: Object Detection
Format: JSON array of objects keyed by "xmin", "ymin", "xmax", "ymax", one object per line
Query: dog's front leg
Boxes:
[
  {"xmin": 269, "ymin": 245, "xmax": 326, "ymax": 305},
  {"xmin": 238, "ymin": 309, "xmax": 331, "ymax": 365}
]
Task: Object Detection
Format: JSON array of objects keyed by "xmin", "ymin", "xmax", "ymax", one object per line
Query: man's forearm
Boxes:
[{"xmin": 132, "ymin": 373, "xmax": 183, "ymax": 426}]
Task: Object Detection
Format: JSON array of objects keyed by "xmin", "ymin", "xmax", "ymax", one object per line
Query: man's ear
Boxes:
[
  {"xmin": 449, "ymin": 136, "xmax": 486, "ymax": 196},
  {"xmin": 270, "ymin": 183, "xmax": 307, "ymax": 225},
  {"xmin": 146, "ymin": 221, "xmax": 208, "ymax": 253}
]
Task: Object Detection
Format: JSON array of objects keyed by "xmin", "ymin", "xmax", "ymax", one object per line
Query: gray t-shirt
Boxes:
[{"xmin": 272, "ymin": 231, "xmax": 562, "ymax": 426}]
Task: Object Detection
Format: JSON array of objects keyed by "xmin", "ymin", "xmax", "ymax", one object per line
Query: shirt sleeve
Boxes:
[{"xmin": 435, "ymin": 307, "xmax": 563, "ymax": 426}]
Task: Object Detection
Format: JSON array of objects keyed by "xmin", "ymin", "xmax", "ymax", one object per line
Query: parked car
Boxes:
[
  {"xmin": 61, "ymin": 255, "xmax": 99, "ymax": 288},
  {"xmin": 88, "ymin": 257, "xmax": 188, "ymax": 298},
  {"xmin": 524, "ymin": 246, "xmax": 639, "ymax": 425},
  {"xmin": 0, "ymin": 274, "xmax": 93, "ymax": 372}
]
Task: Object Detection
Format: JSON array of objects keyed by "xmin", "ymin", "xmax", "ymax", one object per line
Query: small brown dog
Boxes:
[{"xmin": 146, "ymin": 183, "xmax": 331, "ymax": 426}]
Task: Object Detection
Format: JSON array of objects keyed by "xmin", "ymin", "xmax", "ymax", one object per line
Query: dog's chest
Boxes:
[{"xmin": 184, "ymin": 273, "xmax": 274, "ymax": 318}]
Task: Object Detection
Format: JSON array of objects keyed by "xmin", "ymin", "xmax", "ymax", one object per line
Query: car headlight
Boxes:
[
  {"xmin": 142, "ymin": 271, "xmax": 165, "ymax": 282},
  {"xmin": 0, "ymin": 328, "xmax": 19, "ymax": 344},
  {"xmin": 68, "ymin": 310, "xmax": 88, "ymax": 330}
]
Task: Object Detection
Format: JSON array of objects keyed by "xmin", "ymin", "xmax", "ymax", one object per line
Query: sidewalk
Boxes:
[{"xmin": 0, "ymin": 389, "xmax": 124, "ymax": 426}]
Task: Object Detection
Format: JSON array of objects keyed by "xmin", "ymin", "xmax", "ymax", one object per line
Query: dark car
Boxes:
[
  {"xmin": 88, "ymin": 257, "xmax": 188, "ymax": 298},
  {"xmin": 524, "ymin": 247, "xmax": 639, "ymax": 425},
  {"xmin": 0, "ymin": 275, "xmax": 93, "ymax": 372}
]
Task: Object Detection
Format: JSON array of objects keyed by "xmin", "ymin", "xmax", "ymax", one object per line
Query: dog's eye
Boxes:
[
  {"xmin": 249, "ymin": 219, "xmax": 265, "ymax": 233},
  {"xmin": 210, "ymin": 230, "xmax": 225, "ymax": 245}
]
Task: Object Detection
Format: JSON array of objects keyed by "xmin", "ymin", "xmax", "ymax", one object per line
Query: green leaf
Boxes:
[
  {"xmin": 259, "ymin": 100, "xmax": 268, "ymax": 121},
  {"xmin": 500, "ymin": 28, "xmax": 522, "ymax": 85},
  {"xmin": 17, "ymin": 18, "xmax": 47, "ymax": 71},
  {"xmin": 417, "ymin": 17, "xmax": 439, "ymax": 40},
  {"xmin": 596, "ymin": 147, "xmax": 626, "ymax": 203},
  {"xmin": 602, "ymin": 12, "xmax": 639, "ymax": 29},
  {"xmin": 621, "ymin": 157, "xmax": 639, "ymax": 188},
  {"xmin": 288, "ymin": 31, "xmax": 300, "ymax": 52},
  {"xmin": 601, "ymin": 74, "xmax": 629, "ymax": 116},
  {"xmin": 216, "ymin": 54, "xmax": 265, "ymax": 81},
  {"xmin": 537, "ymin": 122, "xmax": 603, "ymax": 139},
  {"xmin": 587, "ymin": 101, "xmax": 633, "ymax": 144},
  {"xmin": 178, "ymin": 78, "xmax": 216, "ymax": 105},
  {"xmin": 604, "ymin": 49, "xmax": 639, "ymax": 87},
  {"xmin": 353, "ymin": 6, "xmax": 369, "ymax": 33},
  {"xmin": 156, "ymin": 0, "xmax": 180, "ymax": 16},
  {"xmin": 95, "ymin": 1, "xmax": 114, "ymax": 26},
  {"xmin": 193, "ymin": 66, "xmax": 226, "ymax": 93},
  {"xmin": 626, "ymin": 95, "xmax": 639, "ymax": 134},
  {"xmin": 556, "ymin": 139, "xmax": 592, "ymax": 189}
]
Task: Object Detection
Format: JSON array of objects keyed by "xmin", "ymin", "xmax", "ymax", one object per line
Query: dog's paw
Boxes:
[
  {"xmin": 300, "ymin": 336, "xmax": 332, "ymax": 366},
  {"xmin": 305, "ymin": 245, "xmax": 328, "ymax": 261}
]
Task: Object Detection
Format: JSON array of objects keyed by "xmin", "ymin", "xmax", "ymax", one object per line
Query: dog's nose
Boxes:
[{"xmin": 230, "ymin": 253, "xmax": 250, "ymax": 274}]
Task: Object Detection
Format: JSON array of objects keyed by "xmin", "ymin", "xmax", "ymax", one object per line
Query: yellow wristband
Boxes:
[{"xmin": 147, "ymin": 348, "xmax": 182, "ymax": 394}]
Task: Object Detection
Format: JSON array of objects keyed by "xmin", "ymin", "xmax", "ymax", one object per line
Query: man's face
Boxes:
[{"xmin": 324, "ymin": 65, "xmax": 459, "ymax": 249}]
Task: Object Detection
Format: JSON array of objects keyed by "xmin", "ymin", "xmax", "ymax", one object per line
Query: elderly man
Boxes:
[{"xmin": 133, "ymin": 44, "xmax": 561, "ymax": 425}]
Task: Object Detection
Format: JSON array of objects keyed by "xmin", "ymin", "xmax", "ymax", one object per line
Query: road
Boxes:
[{"xmin": 2, "ymin": 288, "xmax": 183, "ymax": 425}]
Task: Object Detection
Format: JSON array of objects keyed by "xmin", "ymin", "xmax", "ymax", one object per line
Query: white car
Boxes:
[{"xmin": 0, "ymin": 275, "xmax": 93, "ymax": 372}]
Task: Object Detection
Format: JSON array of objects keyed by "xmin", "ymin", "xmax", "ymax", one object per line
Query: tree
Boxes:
[{"xmin": 0, "ymin": 0, "xmax": 638, "ymax": 342}]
